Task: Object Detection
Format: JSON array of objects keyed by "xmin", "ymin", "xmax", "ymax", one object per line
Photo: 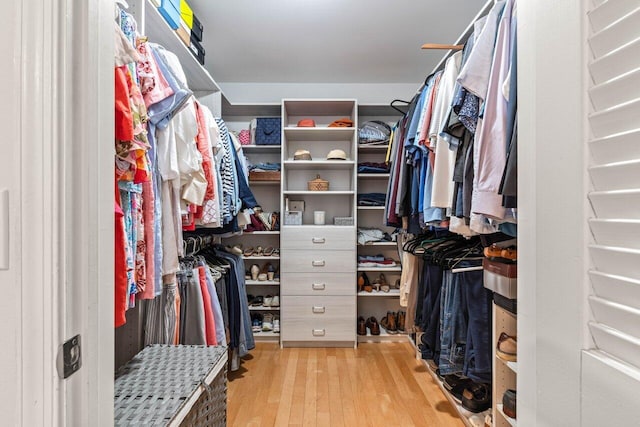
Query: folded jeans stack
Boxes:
[
  {"xmin": 357, "ymin": 192, "xmax": 387, "ymax": 206},
  {"xmin": 358, "ymin": 162, "xmax": 390, "ymax": 174}
]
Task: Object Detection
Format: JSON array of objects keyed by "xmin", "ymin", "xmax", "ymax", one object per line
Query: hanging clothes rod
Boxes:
[{"xmin": 421, "ymin": 43, "xmax": 464, "ymax": 51}]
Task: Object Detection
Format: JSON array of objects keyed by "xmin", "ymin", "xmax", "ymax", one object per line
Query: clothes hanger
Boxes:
[{"xmin": 390, "ymin": 99, "xmax": 411, "ymax": 115}]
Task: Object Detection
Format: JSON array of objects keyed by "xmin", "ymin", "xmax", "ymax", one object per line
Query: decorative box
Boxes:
[
  {"xmin": 188, "ymin": 35, "xmax": 205, "ymax": 65},
  {"xmin": 284, "ymin": 211, "xmax": 303, "ymax": 225},
  {"xmin": 333, "ymin": 217, "xmax": 354, "ymax": 226},
  {"xmin": 158, "ymin": 0, "xmax": 181, "ymax": 30},
  {"xmin": 308, "ymin": 175, "xmax": 329, "ymax": 191}
]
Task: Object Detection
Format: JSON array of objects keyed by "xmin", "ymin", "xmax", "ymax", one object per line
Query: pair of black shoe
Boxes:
[{"xmin": 441, "ymin": 372, "xmax": 491, "ymax": 413}]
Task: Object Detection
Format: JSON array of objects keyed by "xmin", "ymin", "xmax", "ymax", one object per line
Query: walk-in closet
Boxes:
[{"xmin": 3, "ymin": 0, "xmax": 640, "ymax": 425}]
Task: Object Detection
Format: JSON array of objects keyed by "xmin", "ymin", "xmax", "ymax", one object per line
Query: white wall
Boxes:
[{"xmin": 518, "ymin": 0, "xmax": 586, "ymax": 425}]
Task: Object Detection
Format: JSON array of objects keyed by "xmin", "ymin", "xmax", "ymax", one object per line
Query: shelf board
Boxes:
[
  {"xmin": 144, "ymin": 0, "xmax": 220, "ymax": 92},
  {"xmin": 358, "ymin": 241, "xmax": 396, "ymax": 246},
  {"xmin": 358, "ymin": 144, "xmax": 390, "ymax": 153},
  {"xmin": 357, "ymin": 331, "xmax": 409, "ymax": 343},
  {"xmin": 253, "ymin": 330, "xmax": 280, "ymax": 341},
  {"xmin": 283, "ymin": 160, "xmax": 355, "ymax": 170},
  {"xmin": 242, "ymin": 255, "xmax": 280, "ymax": 260},
  {"xmin": 357, "ymin": 206, "xmax": 385, "ymax": 210},
  {"xmin": 357, "ymin": 289, "xmax": 400, "ymax": 297},
  {"xmin": 283, "ymin": 190, "xmax": 355, "ymax": 195},
  {"xmin": 357, "ymin": 173, "xmax": 390, "ymax": 179},
  {"xmin": 496, "ymin": 356, "xmax": 519, "ymax": 374},
  {"xmin": 497, "ymin": 404, "xmax": 517, "ymax": 426},
  {"xmin": 242, "ymin": 145, "xmax": 282, "ymax": 153},
  {"xmin": 249, "ymin": 306, "xmax": 281, "ymax": 312},
  {"xmin": 357, "ymin": 266, "xmax": 402, "ymax": 272},
  {"xmin": 249, "ymin": 180, "xmax": 280, "ymax": 186},
  {"xmin": 245, "ymin": 280, "xmax": 280, "ymax": 286},
  {"xmin": 283, "ymin": 127, "xmax": 355, "ymax": 141},
  {"xmin": 245, "ymin": 231, "xmax": 280, "ymax": 235}
]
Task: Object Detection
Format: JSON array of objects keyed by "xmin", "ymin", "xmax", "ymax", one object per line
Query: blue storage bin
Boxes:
[{"xmin": 158, "ymin": 0, "xmax": 181, "ymax": 30}]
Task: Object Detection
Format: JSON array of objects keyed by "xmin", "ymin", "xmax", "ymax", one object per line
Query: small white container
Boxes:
[{"xmin": 313, "ymin": 211, "xmax": 326, "ymax": 225}]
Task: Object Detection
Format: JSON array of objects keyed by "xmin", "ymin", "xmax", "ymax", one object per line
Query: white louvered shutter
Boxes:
[{"xmin": 587, "ymin": 0, "xmax": 640, "ymax": 369}]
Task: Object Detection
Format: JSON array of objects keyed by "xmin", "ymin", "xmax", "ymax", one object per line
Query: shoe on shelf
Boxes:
[
  {"xmin": 393, "ymin": 278, "xmax": 400, "ymax": 289},
  {"xmin": 357, "ymin": 316, "xmax": 367, "ymax": 335},
  {"xmin": 496, "ymin": 332, "xmax": 517, "ymax": 362},
  {"xmin": 262, "ymin": 313, "xmax": 274, "ymax": 332},
  {"xmin": 267, "ymin": 263, "xmax": 276, "ymax": 281},
  {"xmin": 251, "ymin": 314, "xmax": 263, "ymax": 332},
  {"xmin": 396, "ymin": 310, "xmax": 406, "ymax": 332},
  {"xmin": 258, "ymin": 263, "xmax": 269, "ymax": 281},
  {"xmin": 229, "ymin": 245, "xmax": 243, "ymax": 256},
  {"xmin": 255, "ymin": 245, "xmax": 264, "ymax": 257},
  {"xmin": 244, "ymin": 247, "xmax": 255, "ymax": 257},
  {"xmin": 380, "ymin": 311, "xmax": 398, "ymax": 334},
  {"xmin": 358, "ymin": 272, "xmax": 370, "ymax": 292},
  {"xmin": 250, "ymin": 295, "xmax": 264, "ymax": 307},
  {"xmin": 483, "ymin": 244, "xmax": 503, "ymax": 258},
  {"xmin": 271, "ymin": 295, "xmax": 280, "ymax": 307},
  {"xmin": 274, "ymin": 268, "xmax": 280, "ymax": 281},
  {"xmin": 264, "ymin": 246, "xmax": 275, "ymax": 257},
  {"xmin": 273, "ymin": 248, "xmax": 280, "ymax": 257},
  {"xmin": 245, "ymin": 270, "xmax": 251, "ymax": 280},
  {"xmin": 501, "ymin": 247, "xmax": 517, "ymax": 261},
  {"xmin": 365, "ymin": 316, "xmax": 381, "ymax": 335},
  {"xmin": 502, "ymin": 389, "xmax": 517, "ymax": 419},
  {"xmin": 250, "ymin": 264, "xmax": 260, "ymax": 280},
  {"xmin": 264, "ymin": 295, "xmax": 273, "ymax": 307},
  {"xmin": 273, "ymin": 316, "xmax": 280, "ymax": 333},
  {"xmin": 461, "ymin": 381, "xmax": 492, "ymax": 413},
  {"xmin": 377, "ymin": 274, "xmax": 390, "ymax": 292}
]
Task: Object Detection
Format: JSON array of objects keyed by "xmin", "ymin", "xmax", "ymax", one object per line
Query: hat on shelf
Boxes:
[
  {"xmin": 293, "ymin": 149, "xmax": 312, "ymax": 160},
  {"xmin": 328, "ymin": 117, "xmax": 353, "ymax": 128},
  {"xmin": 297, "ymin": 119, "xmax": 316, "ymax": 127},
  {"xmin": 326, "ymin": 149, "xmax": 347, "ymax": 160}
]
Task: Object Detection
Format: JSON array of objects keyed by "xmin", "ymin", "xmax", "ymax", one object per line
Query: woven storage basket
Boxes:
[
  {"xmin": 249, "ymin": 170, "xmax": 281, "ymax": 181},
  {"xmin": 114, "ymin": 345, "xmax": 227, "ymax": 427},
  {"xmin": 308, "ymin": 175, "xmax": 329, "ymax": 191}
]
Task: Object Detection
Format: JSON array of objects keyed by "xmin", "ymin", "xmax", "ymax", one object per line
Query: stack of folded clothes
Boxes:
[
  {"xmin": 357, "ymin": 255, "xmax": 398, "ymax": 268},
  {"xmin": 357, "ymin": 192, "xmax": 386, "ymax": 206},
  {"xmin": 249, "ymin": 162, "xmax": 281, "ymax": 172},
  {"xmin": 357, "ymin": 227, "xmax": 393, "ymax": 245},
  {"xmin": 358, "ymin": 162, "xmax": 390, "ymax": 173}
]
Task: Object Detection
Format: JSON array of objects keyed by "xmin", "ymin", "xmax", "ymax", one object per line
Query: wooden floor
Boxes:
[{"xmin": 227, "ymin": 342, "xmax": 464, "ymax": 427}]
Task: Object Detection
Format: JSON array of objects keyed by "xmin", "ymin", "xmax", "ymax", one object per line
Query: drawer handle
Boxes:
[
  {"xmin": 312, "ymin": 283, "xmax": 326, "ymax": 291},
  {"xmin": 312, "ymin": 237, "xmax": 326, "ymax": 244},
  {"xmin": 312, "ymin": 306, "xmax": 326, "ymax": 314},
  {"xmin": 312, "ymin": 260, "xmax": 326, "ymax": 267},
  {"xmin": 312, "ymin": 329, "xmax": 326, "ymax": 336}
]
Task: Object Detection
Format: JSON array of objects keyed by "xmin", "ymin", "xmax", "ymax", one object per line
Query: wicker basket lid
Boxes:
[{"xmin": 309, "ymin": 174, "xmax": 328, "ymax": 184}]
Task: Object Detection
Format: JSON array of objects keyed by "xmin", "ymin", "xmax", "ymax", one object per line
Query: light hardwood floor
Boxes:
[{"xmin": 227, "ymin": 342, "xmax": 464, "ymax": 427}]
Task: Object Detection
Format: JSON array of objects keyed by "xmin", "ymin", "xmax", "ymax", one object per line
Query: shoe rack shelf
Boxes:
[
  {"xmin": 357, "ymin": 267, "xmax": 402, "ymax": 272},
  {"xmin": 357, "ymin": 206, "xmax": 385, "ymax": 211},
  {"xmin": 493, "ymin": 302, "xmax": 518, "ymax": 427},
  {"xmin": 497, "ymin": 404, "xmax": 517, "ymax": 427},
  {"xmin": 357, "ymin": 290, "xmax": 400, "ymax": 297},
  {"xmin": 245, "ymin": 280, "xmax": 280, "ymax": 286},
  {"xmin": 242, "ymin": 256, "xmax": 281, "ymax": 260},
  {"xmin": 357, "ymin": 331, "xmax": 407, "ymax": 343},
  {"xmin": 249, "ymin": 306, "xmax": 281, "ymax": 312}
]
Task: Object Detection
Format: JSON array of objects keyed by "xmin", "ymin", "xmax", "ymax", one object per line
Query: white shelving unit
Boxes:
[
  {"xmin": 493, "ymin": 303, "xmax": 518, "ymax": 427},
  {"xmin": 280, "ymin": 99, "xmax": 358, "ymax": 347}
]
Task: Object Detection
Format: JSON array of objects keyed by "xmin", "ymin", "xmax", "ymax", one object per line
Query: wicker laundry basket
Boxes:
[{"xmin": 114, "ymin": 345, "xmax": 228, "ymax": 427}]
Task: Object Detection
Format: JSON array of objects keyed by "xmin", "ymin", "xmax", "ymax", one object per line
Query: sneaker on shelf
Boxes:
[
  {"xmin": 271, "ymin": 295, "xmax": 280, "ymax": 307},
  {"xmin": 251, "ymin": 314, "xmax": 263, "ymax": 333},
  {"xmin": 273, "ymin": 316, "xmax": 280, "ymax": 333},
  {"xmin": 263, "ymin": 295, "xmax": 273, "ymax": 307},
  {"xmin": 461, "ymin": 381, "xmax": 492, "ymax": 413},
  {"xmin": 262, "ymin": 313, "xmax": 274, "ymax": 332},
  {"xmin": 496, "ymin": 332, "xmax": 517, "ymax": 362},
  {"xmin": 502, "ymin": 389, "xmax": 517, "ymax": 419}
]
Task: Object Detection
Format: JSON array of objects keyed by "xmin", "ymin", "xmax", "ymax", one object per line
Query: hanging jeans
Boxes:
[
  {"xmin": 461, "ymin": 266, "xmax": 492, "ymax": 383},
  {"xmin": 438, "ymin": 270, "xmax": 467, "ymax": 375},
  {"xmin": 418, "ymin": 263, "xmax": 443, "ymax": 361},
  {"xmin": 178, "ymin": 269, "xmax": 207, "ymax": 345}
]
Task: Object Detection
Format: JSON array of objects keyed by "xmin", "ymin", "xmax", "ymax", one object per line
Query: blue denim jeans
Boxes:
[
  {"xmin": 460, "ymin": 266, "xmax": 492, "ymax": 383},
  {"xmin": 419, "ymin": 264, "xmax": 443, "ymax": 361},
  {"xmin": 439, "ymin": 270, "xmax": 466, "ymax": 375}
]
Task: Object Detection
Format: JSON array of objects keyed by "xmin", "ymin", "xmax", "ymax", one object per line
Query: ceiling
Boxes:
[{"xmin": 189, "ymin": 0, "xmax": 487, "ymax": 103}]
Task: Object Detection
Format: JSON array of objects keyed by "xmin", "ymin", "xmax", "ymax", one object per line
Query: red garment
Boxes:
[
  {"xmin": 114, "ymin": 181, "xmax": 129, "ymax": 328},
  {"xmin": 198, "ymin": 267, "xmax": 217, "ymax": 346},
  {"xmin": 115, "ymin": 67, "xmax": 134, "ymax": 142}
]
